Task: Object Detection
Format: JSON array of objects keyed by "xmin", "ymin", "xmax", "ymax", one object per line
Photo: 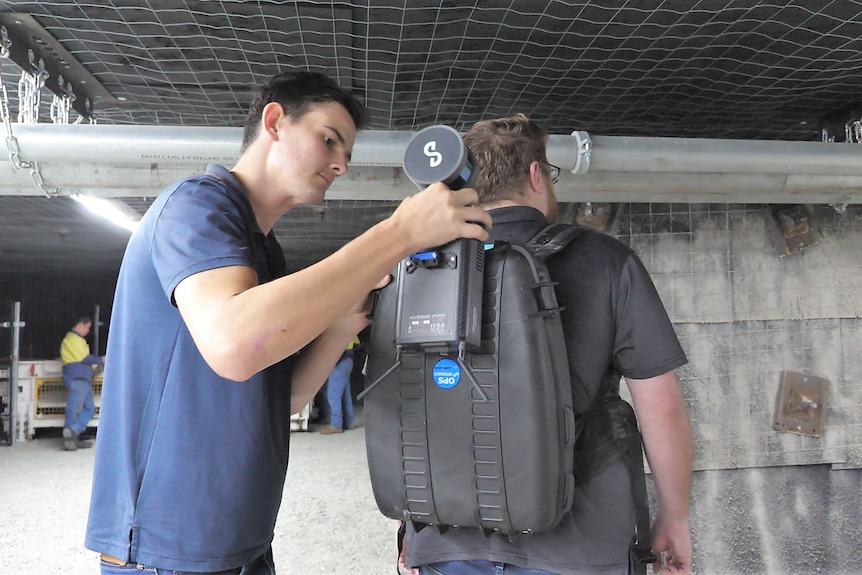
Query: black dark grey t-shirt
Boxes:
[{"xmin": 407, "ymin": 206, "xmax": 687, "ymax": 575}]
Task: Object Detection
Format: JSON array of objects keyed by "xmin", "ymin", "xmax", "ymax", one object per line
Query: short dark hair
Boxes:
[
  {"xmin": 464, "ymin": 113, "xmax": 549, "ymax": 205},
  {"xmin": 75, "ymin": 316, "xmax": 92, "ymax": 327},
  {"xmin": 240, "ymin": 70, "xmax": 367, "ymax": 152}
]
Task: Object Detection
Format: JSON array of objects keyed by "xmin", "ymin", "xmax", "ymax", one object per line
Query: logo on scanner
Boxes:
[
  {"xmin": 432, "ymin": 358, "xmax": 461, "ymax": 389},
  {"xmin": 423, "ymin": 140, "xmax": 443, "ymax": 168}
]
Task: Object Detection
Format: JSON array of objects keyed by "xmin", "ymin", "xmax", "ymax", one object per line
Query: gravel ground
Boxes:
[{"xmin": 0, "ymin": 408, "xmax": 397, "ymax": 575}]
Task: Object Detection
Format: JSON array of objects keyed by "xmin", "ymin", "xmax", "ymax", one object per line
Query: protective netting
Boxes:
[{"xmin": 2, "ymin": 0, "xmax": 862, "ymax": 140}]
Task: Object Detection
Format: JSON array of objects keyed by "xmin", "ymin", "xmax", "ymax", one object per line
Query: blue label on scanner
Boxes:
[{"xmin": 432, "ymin": 358, "xmax": 461, "ymax": 389}]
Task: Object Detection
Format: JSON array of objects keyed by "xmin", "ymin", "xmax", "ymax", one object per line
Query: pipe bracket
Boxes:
[{"xmin": 570, "ymin": 130, "xmax": 592, "ymax": 174}]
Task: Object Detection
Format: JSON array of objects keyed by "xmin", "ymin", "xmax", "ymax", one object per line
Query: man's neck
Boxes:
[
  {"xmin": 230, "ymin": 159, "xmax": 294, "ymax": 235},
  {"xmin": 482, "ymin": 198, "xmax": 544, "ymax": 215}
]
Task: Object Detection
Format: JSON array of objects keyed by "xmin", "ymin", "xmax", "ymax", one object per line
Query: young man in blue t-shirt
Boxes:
[{"xmin": 85, "ymin": 70, "xmax": 492, "ymax": 574}]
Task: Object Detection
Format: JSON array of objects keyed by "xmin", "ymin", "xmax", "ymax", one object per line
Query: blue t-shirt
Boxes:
[{"xmin": 85, "ymin": 165, "xmax": 294, "ymax": 571}]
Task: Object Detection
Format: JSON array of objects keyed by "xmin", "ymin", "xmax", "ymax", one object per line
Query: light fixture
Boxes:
[{"xmin": 71, "ymin": 193, "xmax": 140, "ymax": 232}]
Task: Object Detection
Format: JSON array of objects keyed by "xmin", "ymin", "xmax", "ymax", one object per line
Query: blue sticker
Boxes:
[{"xmin": 432, "ymin": 358, "xmax": 461, "ymax": 389}]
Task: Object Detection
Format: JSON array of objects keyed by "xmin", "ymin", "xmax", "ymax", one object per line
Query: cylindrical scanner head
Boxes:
[{"xmin": 402, "ymin": 125, "xmax": 480, "ymax": 191}]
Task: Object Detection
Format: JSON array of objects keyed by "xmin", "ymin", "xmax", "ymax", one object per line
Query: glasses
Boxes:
[{"xmin": 542, "ymin": 161, "xmax": 561, "ymax": 184}]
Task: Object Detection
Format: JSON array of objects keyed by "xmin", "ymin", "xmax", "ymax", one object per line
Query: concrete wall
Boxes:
[{"xmin": 616, "ymin": 203, "xmax": 862, "ymax": 575}]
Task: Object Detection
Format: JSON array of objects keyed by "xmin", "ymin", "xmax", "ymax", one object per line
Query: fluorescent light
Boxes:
[{"xmin": 71, "ymin": 193, "xmax": 140, "ymax": 232}]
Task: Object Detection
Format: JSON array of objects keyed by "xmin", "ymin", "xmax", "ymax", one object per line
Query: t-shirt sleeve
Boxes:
[
  {"xmin": 612, "ymin": 253, "xmax": 687, "ymax": 379},
  {"xmin": 150, "ymin": 177, "xmax": 254, "ymax": 302}
]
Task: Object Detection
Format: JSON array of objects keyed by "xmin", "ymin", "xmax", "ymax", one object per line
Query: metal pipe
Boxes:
[
  {"xmin": 582, "ymin": 135, "xmax": 862, "ymax": 175},
  {"xmin": 10, "ymin": 302, "xmax": 21, "ymax": 446},
  {"xmin": 6, "ymin": 123, "xmax": 862, "ymax": 176},
  {"xmin": 93, "ymin": 304, "xmax": 101, "ymax": 357},
  {"xmin": 2, "ymin": 164, "xmax": 860, "ymax": 204},
  {"xmin": 4, "ymin": 124, "xmax": 414, "ymax": 167},
  {"xmin": 8, "ymin": 124, "xmax": 242, "ymax": 165}
]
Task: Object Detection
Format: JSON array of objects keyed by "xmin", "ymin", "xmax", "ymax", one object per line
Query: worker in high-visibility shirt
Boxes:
[
  {"xmin": 60, "ymin": 316, "xmax": 105, "ymax": 451},
  {"xmin": 319, "ymin": 335, "xmax": 361, "ymax": 434}
]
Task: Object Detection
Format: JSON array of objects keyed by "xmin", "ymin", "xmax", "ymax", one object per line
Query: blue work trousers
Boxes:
[
  {"xmin": 326, "ymin": 355, "xmax": 354, "ymax": 430},
  {"xmin": 63, "ymin": 376, "xmax": 94, "ymax": 435},
  {"xmin": 421, "ymin": 561, "xmax": 559, "ymax": 575}
]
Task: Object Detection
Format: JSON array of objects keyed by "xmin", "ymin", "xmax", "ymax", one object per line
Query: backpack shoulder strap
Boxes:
[
  {"xmin": 628, "ymin": 426, "xmax": 658, "ymax": 574},
  {"xmin": 526, "ymin": 223, "xmax": 587, "ymax": 260}
]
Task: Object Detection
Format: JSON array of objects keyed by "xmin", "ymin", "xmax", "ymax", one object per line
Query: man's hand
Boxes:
[
  {"xmin": 397, "ymin": 521, "xmax": 419, "ymax": 575},
  {"xmin": 650, "ymin": 512, "xmax": 692, "ymax": 575},
  {"xmin": 389, "ymin": 183, "xmax": 491, "ymax": 253},
  {"xmin": 330, "ymin": 274, "xmax": 391, "ymax": 336}
]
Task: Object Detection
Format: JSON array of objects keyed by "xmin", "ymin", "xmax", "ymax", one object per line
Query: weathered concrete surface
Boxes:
[{"xmin": 623, "ymin": 204, "xmax": 862, "ymax": 574}]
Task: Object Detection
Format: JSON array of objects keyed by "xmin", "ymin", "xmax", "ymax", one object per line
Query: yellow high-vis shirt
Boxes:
[
  {"xmin": 60, "ymin": 332, "xmax": 91, "ymax": 365},
  {"xmin": 346, "ymin": 336, "xmax": 360, "ymax": 351}
]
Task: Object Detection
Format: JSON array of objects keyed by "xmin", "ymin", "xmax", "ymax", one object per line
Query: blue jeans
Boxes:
[
  {"xmin": 63, "ymin": 376, "xmax": 94, "ymax": 435},
  {"xmin": 420, "ymin": 561, "xmax": 559, "ymax": 575},
  {"xmin": 326, "ymin": 355, "xmax": 354, "ymax": 429},
  {"xmin": 99, "ymin": 546, "xmax": 275, "ymax": 574}
]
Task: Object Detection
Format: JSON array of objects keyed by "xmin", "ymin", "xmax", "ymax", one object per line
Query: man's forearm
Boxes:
[
  {"xmin": 642, "ymin": 402, "xmax": 693, "ymax": 520},
  {"xmin": 628, "ymin": 372, "xmax": 693, "ymax": 520},
  {"xmin": 289, "ymin": 318, "xmax": 364, "ymax": 414}
]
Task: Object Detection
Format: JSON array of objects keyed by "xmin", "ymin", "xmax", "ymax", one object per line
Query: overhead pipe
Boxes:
[
  {"xmin": 2, "ymin": 124, "xmax": 861, "ymax": 204},
  {"xmin": 577, "ymin": 135, "xmax": 862, "ymax": 176},
  {"xmin": 6, "ymin": 123, "xmax": 862, "ymax": 176},
  {"xmin": 2, "ymin": 161, "xmax": 860, "ymax": 205},
  {"xmin": 2, "ymin": 124, "xmax": 410, "ymax": 167}
]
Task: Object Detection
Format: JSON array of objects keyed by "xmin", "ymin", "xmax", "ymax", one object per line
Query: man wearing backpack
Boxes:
[{"xmin": 400, "ymin": 114, "xmax": 693, "ymax": 575}]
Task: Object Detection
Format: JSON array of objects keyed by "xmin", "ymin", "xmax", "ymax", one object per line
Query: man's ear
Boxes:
[
  {"xmin": 261, "ymin": 102, "xmax": 284, "ymax": 140},
  {"xmin": 527, "ymin": 160, "xmax": 545, "ymax": 194}
]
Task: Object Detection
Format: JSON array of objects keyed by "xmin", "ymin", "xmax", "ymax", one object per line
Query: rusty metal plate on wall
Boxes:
[
  {"xmin": 773, "ymin": 371, "xmax": 830, "ymax": 437},
  {"xmin": 576, "ymin": 202, "xmax": 617, "ymax": 232},
  {"xmin": 764, "ymin": 205, "xmax": 821, "ymax": 257}
]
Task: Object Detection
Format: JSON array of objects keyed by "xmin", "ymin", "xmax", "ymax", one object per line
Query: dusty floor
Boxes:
[{"xmin": 0, "ymin": 409, "xmax": 397, "ymax": 575}]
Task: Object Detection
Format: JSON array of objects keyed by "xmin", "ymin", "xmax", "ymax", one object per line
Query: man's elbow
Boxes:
[
  {"xmin": 201, "ymin": 342, "xmax": 260, "ymax": 382},
  {"xmin": 213, "ymin": 364, "xmax": 256, "ymax": 382},
  {"xmin": 291, "ymin": 396, "xmax": 312, "ymax": 415}
]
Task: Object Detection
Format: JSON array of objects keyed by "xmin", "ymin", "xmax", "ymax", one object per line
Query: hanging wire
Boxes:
[
  {"xmin": 0, "ymin": 57, "xmax": 61, "ymax": 196},
  {"xmin": 17, "ymin": 66, "xmax": 43, "ymax": 124},
  {"xmin": 50, "ymin": 93, "xmax": 71, "ymax": 124},
  {"xmin": 0, "ymin": 60, "xmax": 32, "ymax": 170}
]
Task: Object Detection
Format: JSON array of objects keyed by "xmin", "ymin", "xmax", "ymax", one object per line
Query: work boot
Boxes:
[
  {"xmin": 75, "ymin": 433, "xmax": 93, "ymax": 449},
  {"xmin": 319, "ymin": 425, "xmax": 343, "ymax": 435},
  {"xmin": 63, "ymin": 428, "xmax": 78, "ymax": 451},
  {"xmin": 63, "ymin": 428, "xmax": 92, "ymax": 450}
]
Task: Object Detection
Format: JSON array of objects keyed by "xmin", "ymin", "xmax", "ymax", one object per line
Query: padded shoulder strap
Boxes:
[{"xmin": 526, "ymin": 223, "xmax": 586, "ymax": 260}]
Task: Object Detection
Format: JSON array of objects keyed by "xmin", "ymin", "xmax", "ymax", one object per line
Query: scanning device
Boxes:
[
  {"xmin": 396, "ymin": 125, "xmax": 485, "ymax": 353},
  {"xmin": 359, "ymin": 124, "xmax": 488, "ymax": 402},
  {"xmin": 402, "ymin": 125, "xmax": 480, "ymax": 191}
]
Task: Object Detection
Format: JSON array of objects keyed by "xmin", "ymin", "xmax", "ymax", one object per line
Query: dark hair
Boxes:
[
  {"xmin": 241, "ymin": 70, "xmax": 367, "ymax": 152},
  {"xmin": 75, "ymin": 316, "xmax": 92, "ymax": 327},
  {"xmin": 464, "ymin": 113, "xmax": 549, "ymax": 204}
]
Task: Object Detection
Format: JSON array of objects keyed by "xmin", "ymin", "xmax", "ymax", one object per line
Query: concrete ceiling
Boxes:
[{"xmin": 1, "ymin": 1, "xmax": 862, "ymax": 275}]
